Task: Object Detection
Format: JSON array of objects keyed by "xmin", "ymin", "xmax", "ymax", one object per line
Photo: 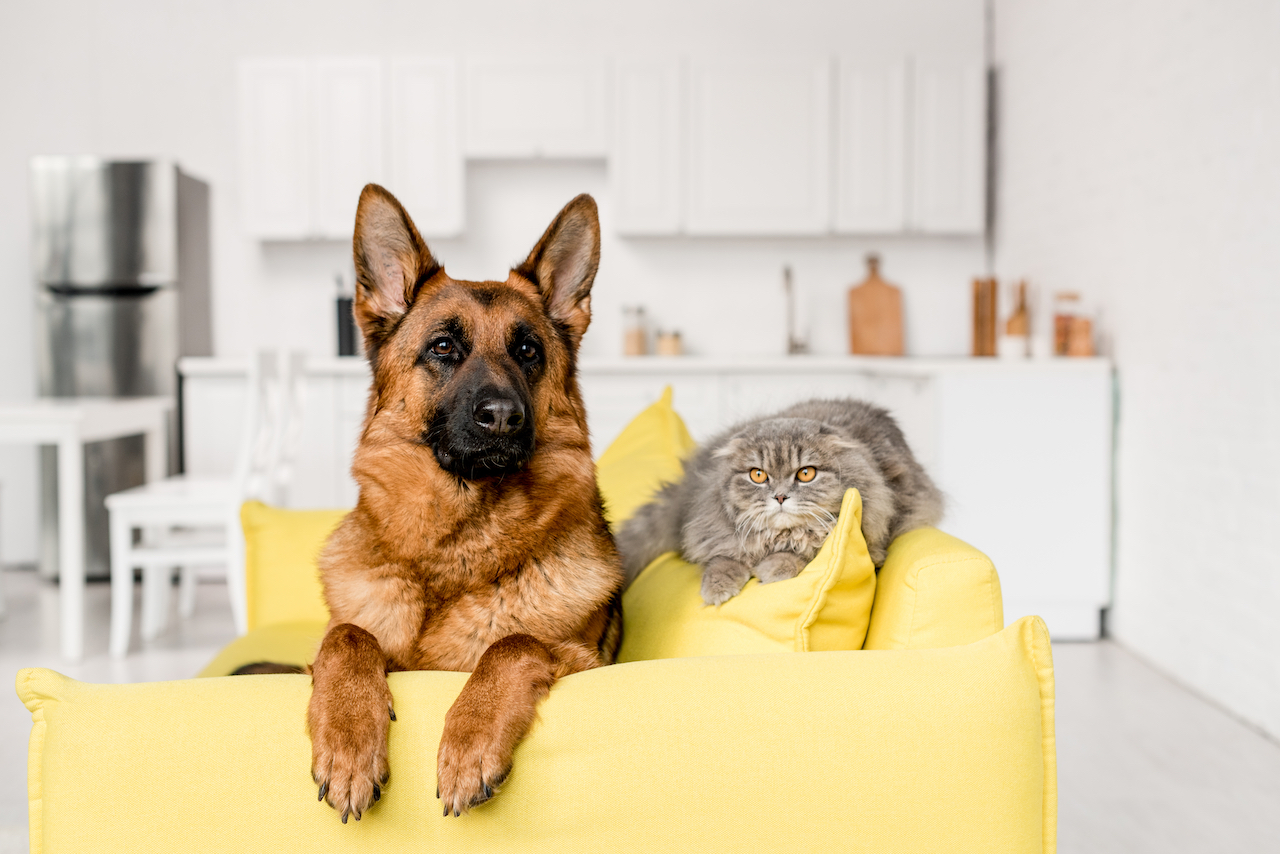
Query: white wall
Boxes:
[
  {"xmin": 994, "ymin": 0, "xmax": 1280, "ymax": 736},
  {"xmin": 0, "ymin": 0, "xmax": 985, "ymax": 563}
]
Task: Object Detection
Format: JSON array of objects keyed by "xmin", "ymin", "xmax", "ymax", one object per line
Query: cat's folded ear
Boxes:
[
  {"xmin": 712, "ymin": 438, "xmax": 746, "ymax": 459},
  {"xmin": 818, "ymin": 425, "xmax": 863, "ymax": 454}
]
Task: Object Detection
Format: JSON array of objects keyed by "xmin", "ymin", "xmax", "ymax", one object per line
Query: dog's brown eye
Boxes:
[
  {"xmin": 797, "ymin": 466, "xmax": 817, "ymax": 483},
  {"xmin": 517, "ymin": 342, "xmax": 538, "ymax": 361},
  {"xmin": 749, "ymin": 468, "xmax": 768, "ymax": 483},
  {"xmin": 431, "ymin": 339, "xmax": 454, "ymax": 356}
]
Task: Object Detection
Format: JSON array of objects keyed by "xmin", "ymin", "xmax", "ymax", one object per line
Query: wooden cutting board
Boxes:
[{"xmin": 848, "ymin": 255, "xmax": 904, "ymax": 355}]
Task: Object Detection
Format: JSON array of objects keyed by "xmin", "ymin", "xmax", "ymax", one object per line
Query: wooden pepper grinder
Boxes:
[{"xmin": 847, "ymin": 253, "xmax": 904, "ymax": 356}]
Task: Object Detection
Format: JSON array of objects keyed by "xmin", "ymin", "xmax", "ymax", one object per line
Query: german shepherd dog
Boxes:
[{"xmin": 307, "ymin": 185, "xmax": 624, "ymax": 822}]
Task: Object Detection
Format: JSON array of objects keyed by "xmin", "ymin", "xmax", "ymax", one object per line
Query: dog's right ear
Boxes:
[{"xmin": 352, "ymin": 184, "xmax": 441, "ymax": 361}]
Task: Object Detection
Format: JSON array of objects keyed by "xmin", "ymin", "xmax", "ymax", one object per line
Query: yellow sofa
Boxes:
[{"xmin": 16, "ymin": 392, "xmax": 1056, "ymax": 853}]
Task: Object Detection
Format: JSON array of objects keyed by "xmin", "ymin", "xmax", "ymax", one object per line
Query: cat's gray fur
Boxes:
[{"xmin": 615, "ymin": 398, "xmax": 944, "ymax": 605}]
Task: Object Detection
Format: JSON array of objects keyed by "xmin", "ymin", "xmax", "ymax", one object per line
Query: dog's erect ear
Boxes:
[
  {"xmin": 352, "ymin": 184, "xmax": 441, "ymax": 360},
  {"xmin": 514, "ymin": 194, "xmax": 600, "ymax": 342}
]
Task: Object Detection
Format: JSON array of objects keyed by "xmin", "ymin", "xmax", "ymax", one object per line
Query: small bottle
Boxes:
[
  {"xmin": 622, "ymin": 306, "xmax": 647, "ymax": 356},
  {"xmin": 1053, "ymin": 292, "xmax": 1081, "ymax": 356},
  {"xmin": 997, "ymin": 280, "xmax": 1030, "ymax": 359},
  {"xmin": 655, "ymin": 330, "xmax": 683, "ymax": 356}
]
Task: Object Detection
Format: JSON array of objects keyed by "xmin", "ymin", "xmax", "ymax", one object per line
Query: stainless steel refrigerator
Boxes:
[{"xmin": 31, "ymin": 157, "xmax": 212, "ymax": 579}]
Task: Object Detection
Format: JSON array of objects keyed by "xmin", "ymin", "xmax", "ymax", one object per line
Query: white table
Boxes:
[{"xmin": 0, "ymin": 397, "xmax": 172, "ymax": 660}]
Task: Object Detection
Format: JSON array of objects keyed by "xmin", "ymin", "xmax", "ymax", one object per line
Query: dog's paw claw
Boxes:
[
  {"xmin": 389, "ymin": 706, "xmax": 396, "ymax": 722},
  {"xmin": 318, "ymin": 782, "xmax": 328, "ymax": 801},
  {"xmin": 373, "ymin": 785, "xmax": 381, "ymax": 802}
]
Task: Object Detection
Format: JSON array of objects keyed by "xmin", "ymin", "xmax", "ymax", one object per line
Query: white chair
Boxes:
[{"xmin": 106, "ymin": 351, "xmax": 305, "ymax": 656}]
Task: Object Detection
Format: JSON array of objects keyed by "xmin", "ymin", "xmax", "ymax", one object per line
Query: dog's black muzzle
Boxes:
[{"xmin": 428, "ymin": 384, "xmax": 535, "ymax": 479}]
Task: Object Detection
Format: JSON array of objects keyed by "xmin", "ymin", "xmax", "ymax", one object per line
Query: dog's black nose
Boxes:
[{"xmin": 473, "ymin": 398, "xmax": 525, "ymax": 436}]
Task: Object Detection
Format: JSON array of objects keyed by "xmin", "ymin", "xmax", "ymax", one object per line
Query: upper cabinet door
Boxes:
[
  {"xmin": 910, "ymin": 59, "xmax": 986, "ymax": 234},
  {"xmin": 463, "ymin": 59, "xmax": 609, "ymax": 158},
  {"xmin": 238, "ymin": 59, "xmax": 312, "ymax": 239},
  {"xmin": 312, "ymin": 58, "xmax": 383, "ymax": 239},
  {"xmin": 686, "ymin": 59, "xmax": 831, "ymax": 235},
  {"xmin": 388, "ymin": 58, "xmax": 464, "ymax": 237},
  {"xmin": 835, "ymin": 58, "xmax": 908, "ymax": 234},
  {"xmin": 611, "ymin": 59, "xmax": 683, "ymax": 235}
]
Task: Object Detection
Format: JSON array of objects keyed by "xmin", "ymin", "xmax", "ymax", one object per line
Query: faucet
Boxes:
[{"xmin": 784, "ymin": 265, "xmax": 809, "ymax": 355}]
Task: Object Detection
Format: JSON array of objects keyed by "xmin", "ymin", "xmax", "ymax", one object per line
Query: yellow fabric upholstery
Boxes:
[
  {"xmin": 865, "ymin": 526, "xmax": 1005, "ymax": 650},
  {"xmin": 196, "ymin": 621, "xmax": 327, "ymax": 678},
  {"xmin": 618, "ymin": 488, "xmax": 877, "ymax": 661},
  {"xmin": 240, "ymin": 501, "xmax": 340, "ymax": 631},
  {"xmin": 17, "ymin": 616, "xmax": 1055, "ymax": 854},
  {"xmin": 594, "ymin": 385, "xmax": 695, "ymax": 528}
]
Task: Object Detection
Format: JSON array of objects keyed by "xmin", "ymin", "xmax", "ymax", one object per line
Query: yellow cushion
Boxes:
[
  {"xmin": 865, "ymin": 526, "xmax": 1005, "ymax": 650},
  {"xmin": 617, "ymin": 488, "xmax": 877, "ymax": 662},
  {"xmin": 196, "ymin": 621, "xmax": 328, "ymax": 677},
  {"xmin": 16, "ymin": 615, "xmax": 1055, "ymax": 854},
  {"xmin": 241, "ymin": 501, "xmax": 343, "ymax": 631},
  {"xmin": 594, "ymin": 386, "xmax": 696, "ymax": 529}
]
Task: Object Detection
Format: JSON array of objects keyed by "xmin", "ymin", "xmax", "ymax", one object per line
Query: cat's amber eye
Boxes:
[
  {"xmin": 749, "ymin": 468, "xmax": 768, "ymax": 483},
  {"xmin": 796, "ymin": 466, "xmax": 817, "ymax": 483}
]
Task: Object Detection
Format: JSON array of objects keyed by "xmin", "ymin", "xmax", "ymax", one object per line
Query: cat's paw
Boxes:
[
  {"xmin": 701, "ymin": 557, "xmax": 751, "ymax": 605},
  {"xmin": 754, "ymin": 552, "xmax": 807, "ymax": 584}
]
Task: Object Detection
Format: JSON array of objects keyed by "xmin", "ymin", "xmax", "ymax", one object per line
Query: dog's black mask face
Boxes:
[{"xmin": 417, "ymin": 303, "xmax": 543, "ymax": 480}]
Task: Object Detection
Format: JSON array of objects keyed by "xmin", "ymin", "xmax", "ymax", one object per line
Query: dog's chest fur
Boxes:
[{"xmin": 320, "ymin": 421, "xmax": 618, "ymax": 674}]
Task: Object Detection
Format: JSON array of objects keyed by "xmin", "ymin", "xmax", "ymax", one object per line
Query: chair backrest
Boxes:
[
  {"xmin": 266, "ymin": 351, "xmax": 308, "ymax": 505},
  {"xmin": 230, "ymin": 350, "xmax": 308, "ymax": 506},
  {"xmin": 231, "ymin": 350, "xmax": 280, "ymax": 502}
]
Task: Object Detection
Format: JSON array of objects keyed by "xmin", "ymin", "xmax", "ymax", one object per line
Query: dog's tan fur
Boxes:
[{"xmin": 307, "ymin": 185, "xmax": 623, "ymax": 822}]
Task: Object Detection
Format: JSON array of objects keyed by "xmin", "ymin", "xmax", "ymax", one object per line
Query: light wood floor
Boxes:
[{"xmin": 1, "ymin": 565, "xmax": 1278, "ymax": 853}]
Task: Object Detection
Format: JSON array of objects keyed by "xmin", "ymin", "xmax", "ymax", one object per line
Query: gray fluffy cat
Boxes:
[{"xmin": 615, "ymin": 398, "xmax": 944, "ymax": 605}]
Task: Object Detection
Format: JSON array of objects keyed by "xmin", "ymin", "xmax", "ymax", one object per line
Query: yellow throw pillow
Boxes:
[
  {"xmin": 240, "ymin": 501, "xmax": 344, "ymax": 631},
  {"xmin": 618, "ymin": 488, "xmax": 877, "ymax": 662},
  {"xmin": 864, "ymin": 527, "xmax": 1004, "ymax": 650},
  {"xmin": 594, "ymin": 386, "xmax": 696, "ymax": 529}
]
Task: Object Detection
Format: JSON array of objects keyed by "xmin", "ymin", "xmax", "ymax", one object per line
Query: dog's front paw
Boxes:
[
  {"xmin": 309, "ymin": 683, "xmax": 394, "ymax": 823},
  {"xmin": 753, "ymin": 551, "xmax": 807, "ymax": 584},
  {"xmin": 437, "ymin": 715, "xmax": 512, "ymax": 817},
  {"xmin": 701, "ymin": 556, "xmax": 752, "ymax": 605}
]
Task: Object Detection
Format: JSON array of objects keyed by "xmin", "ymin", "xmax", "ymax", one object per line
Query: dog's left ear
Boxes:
[{"xmin": 514, "ymin": 194, "xmax": 600, "ymax": 342}]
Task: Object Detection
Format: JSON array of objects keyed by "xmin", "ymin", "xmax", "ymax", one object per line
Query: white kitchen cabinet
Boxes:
[
  {"xmin": 181, "ymin": 355, "xmax": 1112, "ymax": 640},
  {"xmin": 910, "ymin": 59, "xmax": 987, "ymax": 234},
  {"xmin": 312, "ymin": 58, "xmax": 383, "ymax": 239},
  {"xmin": 611, "ymin": 59, "xmax": 683, "ymax": 235},
  {"xmin": 239, "ymin": 57, "xmax": 383, "ymax": 240},
  {"xmin": 463, "ymin": 59, "xmax": 609, "ymax": 158},
  {"xmin": 388, "ymin": 58, "xmax": 464, "ymax": 236},
  {"xmin": 685, "ymin": 59, "xmax": 831, "ymax": 235},
  {"xmin": 238, "ymin": 59, "xmax": 312, "ymax": 239},
  {"xmin": 239, "ymin": 56, "xmax": 461, "ymax": 240},
  {"xmin": 834, "ymin": 58, "xmax": 909, "ymax": 233}
]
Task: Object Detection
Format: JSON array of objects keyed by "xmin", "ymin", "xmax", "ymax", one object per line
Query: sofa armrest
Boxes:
[
  {"xmin": 17, "ymin": 617, "xmax": 1054, "ymax": 854},
  {"xmin": 864, "ymin": 527, "xmax": 1004, "ymax": 650}
]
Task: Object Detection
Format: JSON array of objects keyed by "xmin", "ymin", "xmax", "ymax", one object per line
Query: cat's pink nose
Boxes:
[{"xmin": 775, "ymin": 494, "xmax": 787, "ymax": 504}]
